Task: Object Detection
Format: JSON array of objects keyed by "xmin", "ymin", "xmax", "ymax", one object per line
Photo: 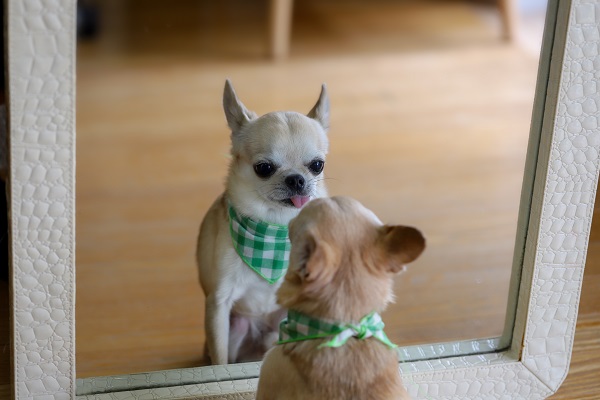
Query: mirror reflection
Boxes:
[{"xmin": 76, "ymin": 0, "xmax": 547, "ymax": 378}]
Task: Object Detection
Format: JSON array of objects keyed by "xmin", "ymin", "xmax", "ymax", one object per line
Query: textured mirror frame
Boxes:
[{"xmin": 7, "ymin": 0, "xmax": 599, "ymax": 398}]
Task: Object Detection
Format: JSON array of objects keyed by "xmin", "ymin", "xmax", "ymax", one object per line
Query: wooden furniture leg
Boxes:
[
  {"xmin": 498, "ymin": 0, "xmax": 518, "ymax": 41},
  {"xmin": 269, "ymin": 0, "xmax": 294, "ymax": 60}
]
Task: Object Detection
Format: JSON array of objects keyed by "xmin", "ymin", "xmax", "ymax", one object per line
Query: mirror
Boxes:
[{"xmin": 75, "ymin": 0, "xmax": 547, "ymax": 384}]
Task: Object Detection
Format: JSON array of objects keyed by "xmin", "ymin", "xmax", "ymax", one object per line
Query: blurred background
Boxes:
[{"xmin": 74, "ymin": 0, "xmax": 548, "ymax": 378}]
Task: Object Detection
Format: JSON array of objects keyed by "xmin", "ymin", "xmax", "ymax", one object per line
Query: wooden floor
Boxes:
[
  {"xmin": 2, "ymin": 0, "xmax": 600, "ymax": 398},
  {"xmin": 75, "ymin": 0, "xmax": 535, "ymax": 377}
]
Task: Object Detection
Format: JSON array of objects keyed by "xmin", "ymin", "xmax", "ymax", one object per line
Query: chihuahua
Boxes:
[
  {"xmin": 256, "ymin": 196, "xmax": 425, "ymax": 400},
  {"xmin": 196, "ymin": 80, "xmax": 330, "ymax": 365}
]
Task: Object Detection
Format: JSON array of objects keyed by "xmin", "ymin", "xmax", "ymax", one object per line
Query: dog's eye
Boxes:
[
  {"xmin": 308, "ymin": 160, "xmax": 324, "ymax": 175},
  {"xmin": 254, "ymin": 162, "xmax": 276, "ymax": 178}
]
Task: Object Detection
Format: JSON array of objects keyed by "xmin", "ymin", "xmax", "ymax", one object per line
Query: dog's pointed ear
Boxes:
[
  {"xmin": 223, "ymin": 79, "xmax": 257, "ymax": 132},
  {"xmin": 307, "ymin": 84, "xmax": 330, "ymax": 131},
  {"xmin": 376, "ymin": 225, "xmax": 425, "ymax": 273},
  {"xmin": 293, "ymin": 229, "xmax": 337, "ymax": 293}
]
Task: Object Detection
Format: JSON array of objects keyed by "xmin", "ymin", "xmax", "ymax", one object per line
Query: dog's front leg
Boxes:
[
  {"xmin": 227, "ymin": 314, "xmax": 250, "ymax": 362},
  {"xmin": 205, "ymin": 293, "xmax": 231, "ymax": 365}
]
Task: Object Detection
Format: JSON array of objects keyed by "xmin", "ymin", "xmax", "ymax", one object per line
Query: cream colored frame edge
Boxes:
[{"xmin": 7, "ymin": 0, "xmax": 598, "ymax": 398}]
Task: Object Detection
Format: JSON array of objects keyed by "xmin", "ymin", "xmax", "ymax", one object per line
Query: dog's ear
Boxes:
[
  {"xmin": 307, "ymin": 84, "xmax": 330, "ymax": 131},
  {"xmin": 293, "ymin": 229, "xmax": 338, "ymax": 293},
  {"xmin": 223, "ymin": 79, "xmax": 257, "ymax": 132},
  {"xmin": 376, "ymin": 225, "xmax": 425, "ymax": 273}
]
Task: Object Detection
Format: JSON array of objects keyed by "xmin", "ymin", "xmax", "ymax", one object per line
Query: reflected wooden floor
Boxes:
[{"xmin": 74, "ymin": 0, "xmax": 540, "ymax": 378}]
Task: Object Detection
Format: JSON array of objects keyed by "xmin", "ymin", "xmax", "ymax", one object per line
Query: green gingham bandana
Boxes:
[
  {"xmin": 277, "ymin": 310, "xmax": 397, "ymax": 349},
  {"xmin": 228, "ymin": 204, "xmax": 291, "ymax": 284}
]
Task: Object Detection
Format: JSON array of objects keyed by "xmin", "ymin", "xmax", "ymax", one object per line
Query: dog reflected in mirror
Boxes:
[
  {"xmin": 196, "ymin": 80, "xmax": 330, "ymax": 365},
  {"xmin": 256, "ymin": 196, "xmax": 425, "ymax": 400}
]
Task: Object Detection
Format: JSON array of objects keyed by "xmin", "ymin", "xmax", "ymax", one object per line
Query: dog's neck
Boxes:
[
  {"xmin": 226, "ymin": 189, "xmax": 302, "ymax": 226},
  {"xmin": 228, "ymin": 203, "xmax": 291, "ymax": 284},
  {"xmin": 277, "ymin": 309, "xmax": 397, "ymax": 349},
  {"xmin": 278, "ymin": 271, "xmax": 394, "ymax": 324}
]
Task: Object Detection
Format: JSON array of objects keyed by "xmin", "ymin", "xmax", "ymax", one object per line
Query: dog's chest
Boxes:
[{"xmin": 230, "ymin": 258, "xmax": 282, "ymax": 317}]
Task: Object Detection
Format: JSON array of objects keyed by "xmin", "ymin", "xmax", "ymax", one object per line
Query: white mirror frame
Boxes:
[{"xmin": 7, "ymin": 0, "xmax": 599, "ymax": 398}]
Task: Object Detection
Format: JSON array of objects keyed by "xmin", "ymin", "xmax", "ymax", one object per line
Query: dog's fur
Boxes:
[
  {"xmin": 256, "ymin": 196, "xmax": 425, "ymax": 400},
  {"xmin": 197, "ymin": 80, "xmax": 330, "ymax": 365}
]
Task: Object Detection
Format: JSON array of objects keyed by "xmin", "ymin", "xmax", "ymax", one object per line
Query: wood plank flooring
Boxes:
[{"xmin": 75, "ymin": 46, "xmax": 537, "ymax": 376}]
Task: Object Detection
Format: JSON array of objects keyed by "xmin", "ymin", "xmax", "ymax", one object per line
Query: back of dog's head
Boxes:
[{"xmin": 277, "ymin": 196, "xmax": 425, "ymax": 321}]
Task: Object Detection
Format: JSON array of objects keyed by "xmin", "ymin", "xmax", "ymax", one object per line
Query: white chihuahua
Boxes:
[{"xmin": 196, "ymin": 80, "xmax": 330, "ymax": 365}]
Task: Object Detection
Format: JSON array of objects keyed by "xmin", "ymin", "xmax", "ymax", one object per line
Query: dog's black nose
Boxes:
[{"xmin": 285, "ymin": 174, "xmax": 305, "ymax": 191}]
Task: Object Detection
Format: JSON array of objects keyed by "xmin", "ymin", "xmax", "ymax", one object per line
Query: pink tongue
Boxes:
[{"xmin": 290, "ymin": 196, "xmax": 311, "ymax": 209}]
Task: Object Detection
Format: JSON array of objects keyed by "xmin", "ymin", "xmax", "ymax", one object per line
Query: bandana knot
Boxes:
[
  {"xmin": 355, "ymin": 324, "xmax": 369, "ymax": 339},
  {"xmin": 228, "ymin": 204, "xmax": 291, "ymax": 284},
  {"xmin": 278, "ymin": 310, "xmax": 397, "ymax": 349}
]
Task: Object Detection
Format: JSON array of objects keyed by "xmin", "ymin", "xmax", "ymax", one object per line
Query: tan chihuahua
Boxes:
[
  {"xmin": 196, "ymin": 80, "xmax": 330, "ymax": 365},
  {"xmin": 256, "ymin": 196, "xmax": 425, "ymax": 400}
]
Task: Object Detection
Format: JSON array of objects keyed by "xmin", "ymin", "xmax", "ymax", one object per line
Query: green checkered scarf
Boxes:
[
  {"xmin": 228, "ymin": 204, "xmax": 291, "ymax": 284},
  {"xmin": 278, "ymin": 310, "xmax": 397, "ymax": 349}
]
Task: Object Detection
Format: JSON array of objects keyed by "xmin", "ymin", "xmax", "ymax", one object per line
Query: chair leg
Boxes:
[
  {"xmin": 498, "ymin": 0, "xmax": 518, "ymax": 41},
  {"xmin": 269, "ymin": 0, "xmax": 294, "ymax": 60}
]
